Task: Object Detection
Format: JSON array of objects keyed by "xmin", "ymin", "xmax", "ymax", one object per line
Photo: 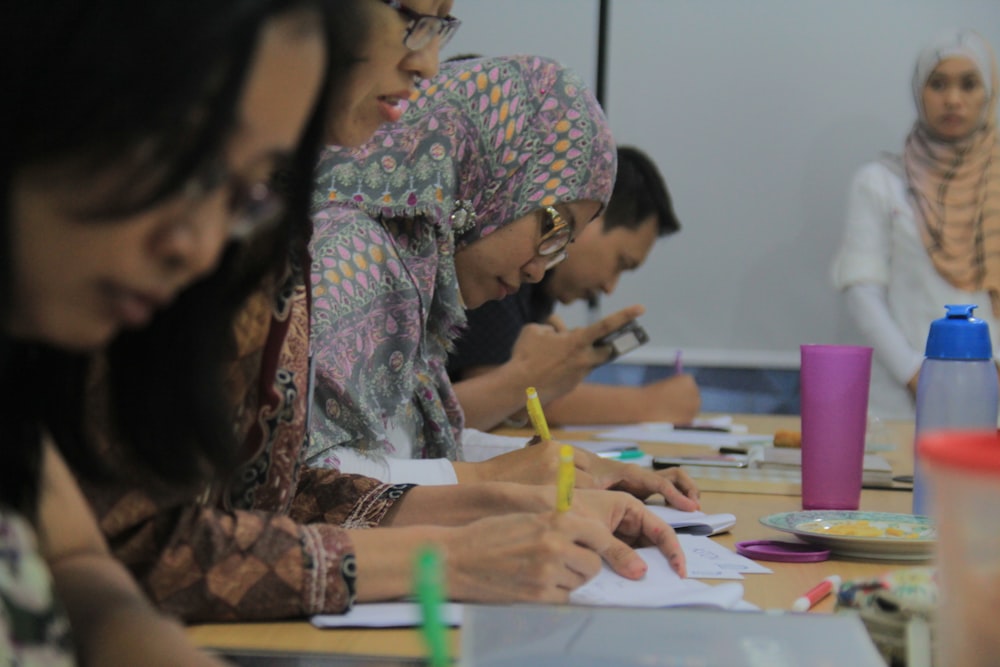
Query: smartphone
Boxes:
[
  {"xmin": 652, "ymin": 454, "xmax": 749, "ymax": 469},
  {"xmin": 593, "ymin": 320, "xmax": 649, "ymax": 362}
]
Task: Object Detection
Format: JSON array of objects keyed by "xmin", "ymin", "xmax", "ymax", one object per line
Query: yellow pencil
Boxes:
[
  {"xmin": 556, "ymin": 444, "xmax": 575, "ymax": 512},
  {"xmin": 525, "ymin": 386, "xmax": 552, "ymax": 441}
]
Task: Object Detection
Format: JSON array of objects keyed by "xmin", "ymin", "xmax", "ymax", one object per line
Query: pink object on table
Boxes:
[
  {"xmin": 791, "ymin": 574, "xmax": 841, "ymax": 612},
  {"xmin": 799, "ymin": 344, "xmax": 872, "ymax": 510},
  {"xmin": 919, "ymin": 430, "xmax": 1000, "ymax": 667},
  {"xmin": 735, "ymin": 540, "xmax": 830, "ymax": 563}
]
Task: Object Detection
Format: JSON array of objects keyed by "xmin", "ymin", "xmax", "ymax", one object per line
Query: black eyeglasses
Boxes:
[
  {"xmin": 538, "ymin": 206, "xmax": 572, "ymax": 270},
  {"xmin": 183, "ymin": 157, "xmax": 286, "ymax": 241},
  {"xmin": 379, "ymin": 0, "xmax": 461, "ymax": 51}
]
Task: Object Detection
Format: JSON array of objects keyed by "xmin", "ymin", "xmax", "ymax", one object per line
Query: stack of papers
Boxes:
[
  {"xmin": 661, "ymin": 446, "xmax": 899, "ymax": 494},
  {"xmin": 595, "ymin": 423, "xmax": 772, "ymax": 449},
  {"xmin": 667, "ymin": 464, "xmax": 802, "ymax": 495},
  {"xmin": 756, "ymin": 447, "xmax": 894, "ymax": 487}
]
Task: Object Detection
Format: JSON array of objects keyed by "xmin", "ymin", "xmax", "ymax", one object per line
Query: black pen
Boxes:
[{"xmin": 674, "ymin": 424, "xmax": 731, "ymax": 433}]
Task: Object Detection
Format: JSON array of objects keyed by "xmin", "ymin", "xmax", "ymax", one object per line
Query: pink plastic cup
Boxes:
[{"xmin": 799, "ymin": 344, "xmax": 873, "ymax": 510}]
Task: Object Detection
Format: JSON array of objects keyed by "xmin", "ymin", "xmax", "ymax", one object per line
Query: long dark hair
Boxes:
[{"xmin": 0, "ymin": 0, "xmax": 367, "ymax": 516}]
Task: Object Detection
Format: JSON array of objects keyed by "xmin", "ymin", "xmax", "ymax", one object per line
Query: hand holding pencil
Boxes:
[
  {"xmin": 523, "ymin": 386, "xmax": 685, "ymax": 577},
  {"xmin": 525, "ymin": 386, "xmax": 551, "ymax": 441},
  {"xmin": 556, "ymin": 444, "xmax": 575, "ymax": 512},
  {"xmin": 526, "ymin": 387, "xmax": 574, "ymax": 511}
]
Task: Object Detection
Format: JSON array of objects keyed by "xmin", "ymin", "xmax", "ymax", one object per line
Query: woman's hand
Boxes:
[
  {"xmin": 439, "ymin": 499, "xmax": 684, "ymax": 603},
  {"xmin": 577, "ymin": 454, "xmax": 701, "ymax": 511},
  {"xmin": 635, "ymin": 374, "xmax": 701, "ymax": 424},
  {"xmin": 507, "ymin": 306, "xmax": 646, "ymax": 404},
  {"xmin": 455, "ymin": 439, "xmax": 701, "ymax": 511},
  {"xmin": 357, "ymin": 482, "xmax": 685, "ymax": 604},
  {"xmin": 569, "ymin": 487, "xmax": 687, "ymax": 576},
  {"xmin": 439, "ymin": 512, "xmax": 605, "ymax": 602}
]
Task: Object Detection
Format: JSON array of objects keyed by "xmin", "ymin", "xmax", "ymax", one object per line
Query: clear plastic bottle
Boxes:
[{"xmin": 913, "ymin": 304, "xmax": 999, "ymax": 515}]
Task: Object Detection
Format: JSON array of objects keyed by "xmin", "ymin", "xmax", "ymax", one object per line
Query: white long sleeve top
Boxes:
[{"xmin": 832, "ymin": 160, "xmax": 1000, "ymax": 419}]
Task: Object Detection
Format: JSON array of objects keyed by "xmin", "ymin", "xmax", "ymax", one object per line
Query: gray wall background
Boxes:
[{"xmin": 444, "ymin": 1, "xmax": 1000, "ymax": 369}]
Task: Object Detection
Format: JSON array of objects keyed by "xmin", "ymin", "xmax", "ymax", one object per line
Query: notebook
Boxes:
[
  {"xmin": 756, "ymin": 448, "xmax": 895, "ymax": 487},
  {"xmin": 674, "ymin": 465, "xmax": 802, "ymax": 496},
  {"xmin": 646, "ymin": 506, "xmax": 736, "ymax": 536}
]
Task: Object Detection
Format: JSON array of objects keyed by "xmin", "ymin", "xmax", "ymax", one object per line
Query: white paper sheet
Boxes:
[
  {"xmin": 311, "ymin": 541, "xmax": 762, "ymax": 630},
  {"xmin": 595, "ymin": 423, "xmax": 771, "ymax": 449},
  {"xmin": 677, "ymin": 535, "xmax": 772, "ymax": 578},
  {"xmin": 311, "ymin": 602, "xmax": 463, "ymax": 629},
  {"xmin": 569, "ymin": 546, "xmax": 748, "ymax": 607}
]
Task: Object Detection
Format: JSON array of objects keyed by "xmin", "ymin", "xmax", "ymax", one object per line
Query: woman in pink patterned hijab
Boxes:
[{"xmin": 308, "ymin": 55, "xmax": 616, "ymax": 468}]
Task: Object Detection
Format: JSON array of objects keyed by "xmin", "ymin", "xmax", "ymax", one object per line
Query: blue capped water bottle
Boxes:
[{"xmin": 913, "ymin": 304, "xmax": 999, "ymax": 515}]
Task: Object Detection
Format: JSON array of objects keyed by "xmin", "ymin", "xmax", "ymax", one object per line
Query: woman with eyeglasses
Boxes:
[
  {"xmin": 327, "ymin": 0, "xmax": 461, "ymax": 147},
  {"xmin": 307, "ymin": 53, "xmax": 685, "ymax": 495},
  {"xmin": 0, "ymin": 0, "xmax": 343, "ymax": 661}
]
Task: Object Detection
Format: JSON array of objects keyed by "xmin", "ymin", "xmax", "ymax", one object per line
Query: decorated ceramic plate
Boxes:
[{"xmin": 759, "ymin": 511, "xmax": 936, "ymax": 560}]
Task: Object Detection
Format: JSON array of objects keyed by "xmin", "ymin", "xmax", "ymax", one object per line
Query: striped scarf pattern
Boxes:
[{"xmin": 904, "ymin": 30, "xmax": 1000, "ymax": 314}]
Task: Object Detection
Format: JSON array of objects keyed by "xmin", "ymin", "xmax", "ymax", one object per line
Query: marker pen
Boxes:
[{"xmin": 791, "ymin": 574, "xmax": 841, "ymax": 612}]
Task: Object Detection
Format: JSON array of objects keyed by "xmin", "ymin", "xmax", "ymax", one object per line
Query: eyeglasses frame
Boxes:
[
  {"xmin": 378, "ymin": 0, "xmax": 462, "ymax": 51},
  {"xmin": 181, "ymin": 157, "xmax": 287, "ymax": 242},
  {"xmin": 538, "ymin": 205, "xmax": 572, "ymax": 269}
]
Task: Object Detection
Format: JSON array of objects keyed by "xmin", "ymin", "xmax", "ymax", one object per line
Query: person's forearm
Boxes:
[
  {"xmin": 50, "ymin": 554, "xmax": 226, "ymax": 666},
  {"xmin": 453, "ymin": 363, "xmax": 533, "ymax": 431},
  {"xmin": 382, "ymin": 482, "xmax": 549, "ymax": 526},
  {"xmin": 86, "ymin": 477, "xmax": 395, "ymax": 620},
  {"xmin": 356, "ymin": 484, "xmax": 556, "ymax": 601},
  {"xmin": 40, "ymin": 445, "xmax": 224, "ymax": 664},
  {"xmin": 350, "ymin": 525, "xmax": 453, "ymax": 601}
]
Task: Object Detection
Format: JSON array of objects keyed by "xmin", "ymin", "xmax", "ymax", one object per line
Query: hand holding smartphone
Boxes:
[{"xmin": 593, "ymin": 320, "xmax": 649, "ymax": 363}]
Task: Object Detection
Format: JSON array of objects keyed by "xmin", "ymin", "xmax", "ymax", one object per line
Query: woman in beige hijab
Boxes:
[{"xmin": 833, "ymin": 28, "xmax": 1000, "ymax": 420}]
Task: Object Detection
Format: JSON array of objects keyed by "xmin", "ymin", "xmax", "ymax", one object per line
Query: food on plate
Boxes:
[{"xmin": 798, "ymin": 519, "xmax": 924, "ymax": 539}]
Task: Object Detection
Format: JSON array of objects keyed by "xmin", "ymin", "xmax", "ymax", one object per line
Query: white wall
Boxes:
[
  {"xmin": 445, "ymin": 0, "xmax": 600, "ymax": 87},
  {"xmin": 445, "ymin": 1, "xmax": 1000, "ymax": 368}
]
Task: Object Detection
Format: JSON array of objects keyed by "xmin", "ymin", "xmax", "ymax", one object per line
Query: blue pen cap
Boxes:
[{"xmin": 924, "ymin": 304, "xmax": 994, "ymax": 359}]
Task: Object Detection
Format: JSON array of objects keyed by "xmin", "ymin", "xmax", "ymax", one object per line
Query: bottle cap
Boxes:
[
  {"xmin": 919, "ymin": 430, "xmax": 1000, "ymax": 475},
  {"xmin": 924, "ymin": 304, "xmax": 993, "ymax": 360}
]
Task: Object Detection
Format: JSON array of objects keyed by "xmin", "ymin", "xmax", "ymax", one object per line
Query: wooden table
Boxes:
[{"xmin": 188, "ymin": 413, "xmax": 919, "ymax": 657}]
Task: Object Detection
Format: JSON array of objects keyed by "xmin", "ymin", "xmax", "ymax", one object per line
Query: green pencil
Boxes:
[{"xmin": 415, "ymin": 545, "xmax": 449, "ymax": 667}]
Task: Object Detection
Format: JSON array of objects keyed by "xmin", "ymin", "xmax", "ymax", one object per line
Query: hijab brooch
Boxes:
[{"xmin": 450, "ymin": 199, "xmax": 477, "ymax": 237}]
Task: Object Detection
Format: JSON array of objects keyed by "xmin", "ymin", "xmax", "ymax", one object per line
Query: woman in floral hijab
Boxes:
[{"xmin": 307, "ymin": 55, "xmax": 616, "ymax": 471}]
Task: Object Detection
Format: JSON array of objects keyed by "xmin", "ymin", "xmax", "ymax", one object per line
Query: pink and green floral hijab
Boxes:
[{"xmin": 307, "ymin": 55, "xmax": 615, "ymax": 464}]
